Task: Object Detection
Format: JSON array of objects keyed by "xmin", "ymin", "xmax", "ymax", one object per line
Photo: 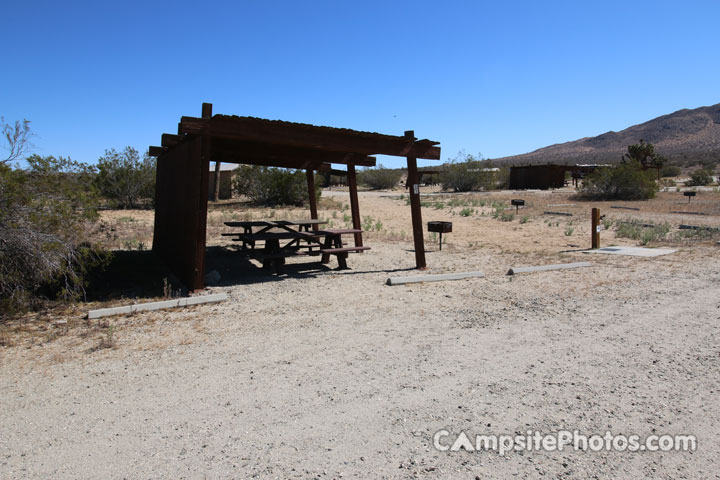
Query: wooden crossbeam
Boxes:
[
  {"xmin": 219, "ymin": 157, "xmax": 332, "ymax": 172},
  {"xmin": 161, "ymin": 134, "xmax": 180, "ymax": 147},
  {"xmin": 178, "ymin": 116, "xmax": 441, "ymax": 160},
  {"xmin": 148, "ymin": 146, "xmax": 166, "ymax": 157},
  {"xmin": 211, "ymin": 139, "xmax": 377, "ymax": 167}
]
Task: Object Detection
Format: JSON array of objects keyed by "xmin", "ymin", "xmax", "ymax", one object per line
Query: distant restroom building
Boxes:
[
  {"xmin": 207, "ymin": 163, "xmax": 238, "ymax": 200},
  {"xmin": 509, "ymin": 164, "xmax": 567, "ymax": 190}
]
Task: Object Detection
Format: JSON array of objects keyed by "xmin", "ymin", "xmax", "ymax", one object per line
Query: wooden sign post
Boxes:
[{"xmin": 591, "ymin": 208, "xmax": 600, "ymax": 249}]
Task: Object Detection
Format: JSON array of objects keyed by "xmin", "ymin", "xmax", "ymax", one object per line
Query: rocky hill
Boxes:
[{"xmin": 494, "ymin": 103, "xmax": 720, "ymax": 167}]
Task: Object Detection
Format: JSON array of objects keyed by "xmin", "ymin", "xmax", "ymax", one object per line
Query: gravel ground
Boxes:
[{"xmin": 1, "ymin": 192, "xmax": 720, "ymax": 479}]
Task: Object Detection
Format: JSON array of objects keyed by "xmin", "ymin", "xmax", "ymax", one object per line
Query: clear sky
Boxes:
[{"xmin": 1, "ymin": 0, "xmax": 719, "ymax": 169}]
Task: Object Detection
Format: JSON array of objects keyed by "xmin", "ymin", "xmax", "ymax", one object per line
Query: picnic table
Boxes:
[{"xmin": 222, "ymin": 220, "xmax": 370, "ymax": 273}]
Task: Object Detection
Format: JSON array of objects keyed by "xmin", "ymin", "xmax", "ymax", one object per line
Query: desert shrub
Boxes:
[
  {"xmin": 233, "ymin": 166, "xmax": 318, "ymax": 206},
  {"xmin": 495, "ymin": 166, "xmax": 511, "ymax": 189},
  {"xmin": 685, "ymin": 168, "xmax": 713, "ymax": 186},
  {"xmin": 95, "ymin": 147, "xmax": 156, "ymax": 209},
  {"xmin": 442, "ymin": 159, "xmax": 477, "ymax": 191},
  {"xmin": 441, "ymin": 155, "xmax": 498, "ymax": 192},
  {"xmin": 624, "ymin": 139, "xmax": 666, "ymax": 170},
  {"xmin": 578, "ymin": 161, "xmax": 658, "ymax": 200},
  {"xmin": 615, "ymin": 220, "xmax": 671, "ymax": 245},
  {"xmin": 0, "ymin": 156, "xmax": 107, "ymax": 316},
  {"xmin": 660, "ymin": 165, "xmax": 681, "ymax": 177},
  {"xmin": 358, "ymin": 165, "xmax": 402, "ymax": 190}
]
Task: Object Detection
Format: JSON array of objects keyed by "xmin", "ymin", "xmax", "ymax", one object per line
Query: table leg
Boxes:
[
  {"xmin": 321, "ymin": 234, "xmax": 333, "ymax": 264},
  {"xmin": 333, "ymin": 234, "xmax": 348, "ymax": 270},
  {"xmin": 262, "ymin": 239, "xmax": 280, "ymax": 271}
]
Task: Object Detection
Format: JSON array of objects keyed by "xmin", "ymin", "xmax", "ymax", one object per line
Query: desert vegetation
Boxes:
[
  {"xmin": 0, "ymin": 154, "xmax": 107, "ymax": 315},
  {"xmin": 357, "ymin": 165, "xmax": 402, "ymax": 190},
  {"xmin": 94, "ymin": 147, "xmax": 156, "ymax": 209},
  {"xmin": 440, "ymin": 154, "xmax": 509, "ymax": 192},
  {"xmin": 232, "ymin": 165, "xmax": 320, "ymax": 206},
  {"xmin": 685, "ymin": 168, "xmax": 714, "ymax": 186},
  {"xmin": 578, "ymin": 160, "xmax": 659, "ymax": 200}
]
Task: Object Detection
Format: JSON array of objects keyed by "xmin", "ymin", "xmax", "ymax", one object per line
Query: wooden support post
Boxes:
[
  {"xmin": 202, "ymin": 103, "xmax": 213, "ymax": 119},
  {"xmin": 591, "ymin": 207, "xmax": 600, "ymax": 249},
  {"xmin": 405, "ymin": 130, "xmax": 426, "ymax": 269},
  {"xmin": 347, "ymin": 164, "xmax": 363, "ymax": 247},
  {"xmin": 194, "ymin": 103, "xmax": 212, "ymax": 291},
  {"xmin": 306, "ymin": 169, "xmax": 318, "ymax": 230},
  {"xmin": 213, "ymin": 161, "xmax": 221, "ymax": 201}
]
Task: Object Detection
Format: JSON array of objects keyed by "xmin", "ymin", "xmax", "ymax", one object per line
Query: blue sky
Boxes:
[{"xmin": 1, "ymin": 0, "xmax": 719, "ymax": 169}]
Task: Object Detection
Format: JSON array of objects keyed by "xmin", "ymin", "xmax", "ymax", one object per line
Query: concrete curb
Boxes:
[
  {"xmin": 87, "ymin": 293, "xmax": 228, "ymax": 319},
  {"xmin": 387, "ymin": 271, "xmax": 485, "ymax": 286},
  {"xmin": 507, "ymin": 262, "xmax": 592, "ymax": 275}
]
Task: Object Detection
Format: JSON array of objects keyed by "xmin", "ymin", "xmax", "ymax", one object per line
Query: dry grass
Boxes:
[
  {"xmin": 3, "ymin": 187, "xmax": 718, "ymax": 349},
  {"xmin": 87, "ymin": 188, "xmax": 720, "ymax": 256}
]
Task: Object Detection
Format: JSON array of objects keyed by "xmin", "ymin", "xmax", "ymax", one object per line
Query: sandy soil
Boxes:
[{"xmin": 1, "ymin": 189, "xmax": 720, "ymax": 479}]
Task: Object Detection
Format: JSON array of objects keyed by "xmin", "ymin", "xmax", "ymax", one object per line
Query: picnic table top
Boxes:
[
  {"xmin": 314, "ymin": 228, "xmax": 363, "ymax": 235},
  {"xmin": 224, "ymin": 219, "xmax": 328, "ymax": 228},
  {"xmin": 235, "ymin": 231, "xmax": 319, "ymax": 241}
]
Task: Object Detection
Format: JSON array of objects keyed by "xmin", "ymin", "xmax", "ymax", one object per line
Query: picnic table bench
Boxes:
[{"xmin": 223, "ymin": 221, "xmax": 369, "ymax": 273}]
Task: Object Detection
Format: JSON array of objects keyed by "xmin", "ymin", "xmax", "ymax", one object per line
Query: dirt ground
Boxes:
[{"xmin": 1, "ymin": 188, "xmax": 719, "ymax": 479}]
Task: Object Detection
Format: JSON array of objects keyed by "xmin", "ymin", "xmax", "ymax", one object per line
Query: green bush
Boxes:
[
  {"xmin": 578, "ymin": 161, "xmax": 658, "ymax": 200},
  {"xmin": 95, "ymin": 147, "xmax": 156, "ymax": 209},
  {"xmin": 0, "ymin": 156, "xmax": 106, "ymax": 316},
  {"xmin": 685, "ymin": 168, "xmax": 713, "ymax": 186},
  {"xmin": 357, "ymin": 165, "xmax": 402, "ymax": 190},
  {"xmin": 233, "ymin": 166, "xmax": 318, "ymax": 206},
  {"xmin": 660, "ymin": 165, "xmax": 681, "ymax": 177},
  {"xmin": 440, "ymin": 155, "xmax": 499, "ymax": 192}
]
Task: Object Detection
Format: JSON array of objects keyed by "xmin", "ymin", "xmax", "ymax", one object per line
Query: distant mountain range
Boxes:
[{"xmin": 494, "ymin": 103, "xmax": 720, "ymax": 167}]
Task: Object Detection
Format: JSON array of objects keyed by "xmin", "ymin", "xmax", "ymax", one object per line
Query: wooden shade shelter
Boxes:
[{"xmin": 149, "ymin": 103, "xmax": 441, "ymax": 291}]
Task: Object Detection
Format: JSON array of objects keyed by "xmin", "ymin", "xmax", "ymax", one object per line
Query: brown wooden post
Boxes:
[
  {"xmin": 306, "ymin": 169, "xmax": 318, "ymax": 230},
  {"xmin": 347, "ymin": 164, "xmax": 363, "ymax": 247},
  {"xmin": 405, "ymin": 130, "xmax": 426, "ymax": 269},
  {"xmin": 209, "ymin": 100, "xmax": 220, "ymax": 202},
  {"xmin": 193, "ymin": 103, "xmax": 213, "ymax": 291},
  {"xmin": 213, "ymin": 161, "xmax": 221, "ymax": 201},
  {"xmin": 591, "ymin": 207, "xmax": 600, "ymax": 249}
]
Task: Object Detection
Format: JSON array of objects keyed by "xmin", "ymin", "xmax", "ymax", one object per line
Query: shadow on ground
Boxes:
[
  {"xmin": 85, "ymin": 250, "xmax": 174, "ymax": 302},
  {"xmin": 204, "ymin": 246, "xmax": 417, "ymax": 285},
  {"xmin": 85, "ymin": 246, "xmax": 418, "ymax": 301}
]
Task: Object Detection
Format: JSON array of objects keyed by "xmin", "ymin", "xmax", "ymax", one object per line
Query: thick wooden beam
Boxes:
[
  {"xmin": 217, "ymin": 156, "xmax": 332, "ymax": 171},
  {"xmin": 347, "ymin": 164, "xmax": 363, "ymax": 248},
  {"xmin": 161, "ymin": 134, "xmax": 180, "ymax": 147},
  {"xmin": 306, "ymin": 169, "xmax": 318, "ymax": 229},
  {"xmin": 211, "ymin": 139, "xmax": 377, "ymax": 167},
  {"xmin": 406, "ymin": 131, "xmax": 426, "ymax": 269},
  {"xmin": 148, "ymin": 146, "xmax": 166, "ymax": 157},
  {"xmin": 179, "ymin": 115, "xmax": 441, "ymax": 160}
]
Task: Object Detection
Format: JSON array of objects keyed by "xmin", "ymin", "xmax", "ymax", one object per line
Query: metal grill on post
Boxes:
[
  {"xmin": 428, "ymin": 221, "xmax": 452, "ymax": 251},
  {"xmin": 511, "ymin": 199, "xmax": 525, "ymax": 214}
]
